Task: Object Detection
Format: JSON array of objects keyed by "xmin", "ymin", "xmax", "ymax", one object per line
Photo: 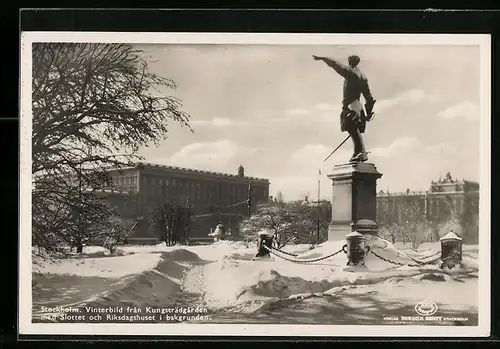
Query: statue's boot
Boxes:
[{"xmin": 351, "ymin": 152, "xmax": 368, "ymax": 162}]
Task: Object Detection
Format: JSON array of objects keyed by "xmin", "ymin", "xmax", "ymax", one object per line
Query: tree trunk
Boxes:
[{"xmin": 76, "ymin": 243, "xmax": 83, "ymax": 254}]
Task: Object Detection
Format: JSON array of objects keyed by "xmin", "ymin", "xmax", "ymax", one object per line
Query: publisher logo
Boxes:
[{"xmin": 415, "ymin": 301, "xmax": 438, "ymax": 316}]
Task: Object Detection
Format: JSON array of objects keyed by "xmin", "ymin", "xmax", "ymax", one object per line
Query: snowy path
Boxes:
[
  {"xmin": 177, "ymin": 261, "xmax": 211, "ymax": 309},
  {"xmin": 177, "ymin": 259, "xmax": 271, "ymax": 318}
]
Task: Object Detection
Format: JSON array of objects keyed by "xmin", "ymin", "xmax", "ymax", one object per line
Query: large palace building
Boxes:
[
  {"xmin": 103, "ymin": 162, "xmax": 270, "ymax": 243},
  {"xmin": 376, "ymin": 172, "xmax": 480, "ymax": 241}
]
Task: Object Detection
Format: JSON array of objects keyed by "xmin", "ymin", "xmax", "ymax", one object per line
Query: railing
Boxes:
[{"xmin": 377, "ymin": 190, "xmax": 428, "ymax": 197}]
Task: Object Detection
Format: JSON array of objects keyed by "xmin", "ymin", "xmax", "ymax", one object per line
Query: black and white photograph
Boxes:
[{"xmin": 19, "ymin": 32, "xmax": 491, "ymax": 337}]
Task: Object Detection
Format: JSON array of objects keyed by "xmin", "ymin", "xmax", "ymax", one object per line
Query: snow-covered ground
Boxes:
[{"xmin": 32, "ymin": 238, "xmax": 479, "ymax": 325}]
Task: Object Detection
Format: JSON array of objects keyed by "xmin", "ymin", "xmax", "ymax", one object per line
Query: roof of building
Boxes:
[
  {"xmin": 430, "ymin": 172, "xmax": 479, "ymax": 186},
  {"xmin": 135, "ymin": 162, "xmax": 270, "ymax": 183},
  {"xmin": 377, "ymin": 190, "xmax": 428, "ymax": 197}
]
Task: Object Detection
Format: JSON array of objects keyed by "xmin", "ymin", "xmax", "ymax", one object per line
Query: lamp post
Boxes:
[
  {"xmin": 186, "ymin": 199, "xmax": 191, "ymax": 244},
  {"xmin": 317, "ymin": 168, "xmax": 321, "ymax": 244},
  {"xmin": 247, "ymin": 181, "xmax": 252, "ymax": 218}
]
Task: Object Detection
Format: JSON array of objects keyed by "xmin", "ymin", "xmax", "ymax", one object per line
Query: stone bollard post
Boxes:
[
  {"xmin": 254, "ymin": 232, "xmax": 274, "ymax": 259},
  {"xmin": 439, "ymin": 231, "xmax": 463, "ymax": 269},
  {"xmin": 343, "ymin": 230, "xmax": 370, "ymax": 267}
]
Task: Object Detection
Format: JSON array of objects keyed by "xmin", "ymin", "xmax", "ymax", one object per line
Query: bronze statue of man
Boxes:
[{"xmin": 313, "ymin": 54, "xmax": 376, "ymax": 162}]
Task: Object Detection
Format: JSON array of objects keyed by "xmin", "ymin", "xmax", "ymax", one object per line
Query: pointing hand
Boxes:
[{"xmin": 312, "ymin": 55, "xmax": 322, "ymax": 61}]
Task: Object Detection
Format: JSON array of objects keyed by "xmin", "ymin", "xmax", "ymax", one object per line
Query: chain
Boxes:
[
  {"xmin": 264, "ymin": 245, "xmax": 446, "ymax": 268},
  {"xmin": 369, "ymin": 250, "xmax": 423, "ymax": 268},
  {"xmin": 271, "ymin": 248, "xmax": 298, "ymax": 257},
  {"xmin": 404, "ymin": 250, "xmax": 442, "ymax": 265},
  {"xmin": 263, "ymin": 243, "xmax": 448, "ymax": 268},
  {"xmin": 264, "ymin": 245, "xmax": 344, "ymax": 264},
  {"xmin": 370, "ymin": 249, "xmax": 443, "ymax": 268}
]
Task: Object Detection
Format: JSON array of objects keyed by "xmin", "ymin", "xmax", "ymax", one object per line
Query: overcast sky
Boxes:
[{"xmin": 135, "ymin": 44, "xmax": 481, "ymax": 201}]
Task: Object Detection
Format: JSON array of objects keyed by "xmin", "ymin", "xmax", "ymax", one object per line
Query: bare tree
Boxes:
[
  {"xmin": 275, "ymin": 191, "xmax": 285, "ymax": 203},
  {"xmin": 101, "ymin": 216, "xmax": 138, "ymax": 254},
  {"xmin": 150, "ymin": 201, "xmax": 191, "ymax": 246},
  {"xmin": 32, "ymin": 43, "xmax": 191, "ymax": 257},
  {"xmin": 459, "ymin": 193, "xmax": 479, "ymax": 244},
  {"xmin": 377, "ymin": 198, "xmax": 426, "ymax": 248},
  {"xmin": 376, "ymin": 209, "xmax": 402, "ymax": 244}
]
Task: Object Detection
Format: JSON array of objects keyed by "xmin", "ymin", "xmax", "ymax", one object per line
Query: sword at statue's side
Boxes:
[
  {"xmin": 324, "ymin": 134, "xmax": 351, "ymax": 163},
  {"xmin": 323, "ymin": 100, "xmax": 377, "ymax": 163}
]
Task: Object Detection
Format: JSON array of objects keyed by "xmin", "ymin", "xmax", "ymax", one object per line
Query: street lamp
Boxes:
[{"xmin": 247, "ymin": 181, "xmax": 252, "ymax": 218}]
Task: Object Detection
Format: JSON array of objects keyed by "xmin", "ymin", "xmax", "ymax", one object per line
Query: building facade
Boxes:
[
  {"xmin": 376, "ymin": 172, "xmax": 480, "ymax": 242},
  {"xmin": 104, "ymin": 163, "xmax": 270, "ymax": 243}
]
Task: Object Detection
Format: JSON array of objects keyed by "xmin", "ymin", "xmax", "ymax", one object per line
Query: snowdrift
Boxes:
[
  {"xmin": 32, "ymin": 239, "xmax": 480, "ymax": 324},
  {"xmin": 83, "ymin": 250, "xmax": 200, "ymax": 309},
  {"xmin": 193, "ymin": 239, "xmax": 479, "ymax": 314},
  {"xmin": 32, "ymin": 249, "xmax": 202, "ymax": 320}
]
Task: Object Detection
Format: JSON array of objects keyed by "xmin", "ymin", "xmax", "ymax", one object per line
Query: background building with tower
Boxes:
[
  {"xmin": 376, "ymin": 172, "xmax": 480, "ymax": 243},
  {"xmin": 102, "ymin": 162, "xmax": 270, "ymax": 243}
]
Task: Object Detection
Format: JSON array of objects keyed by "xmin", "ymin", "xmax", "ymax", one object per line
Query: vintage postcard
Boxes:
[{"xmin": 19, "ymin": 32, "xmax": 491, "ymax": 337}]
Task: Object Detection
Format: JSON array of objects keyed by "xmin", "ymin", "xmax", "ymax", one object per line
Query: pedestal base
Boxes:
[
  {"xmin": 328, "ymin": 223, "xmax": 351, "ymax": 242},
  {"xmin": 327, "ymin": 162, "xmax": 382, "ymax": 242}
]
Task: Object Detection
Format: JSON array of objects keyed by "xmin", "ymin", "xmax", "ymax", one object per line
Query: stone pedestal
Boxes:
[{"xmin": 327, "ymin": 162, "xmax": 383, "ymax": 241}]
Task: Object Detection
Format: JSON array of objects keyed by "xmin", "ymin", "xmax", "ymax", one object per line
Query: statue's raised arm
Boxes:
[{"xmin": 313, "ymin": 55, "xmax": 356, "ymax": 79}]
